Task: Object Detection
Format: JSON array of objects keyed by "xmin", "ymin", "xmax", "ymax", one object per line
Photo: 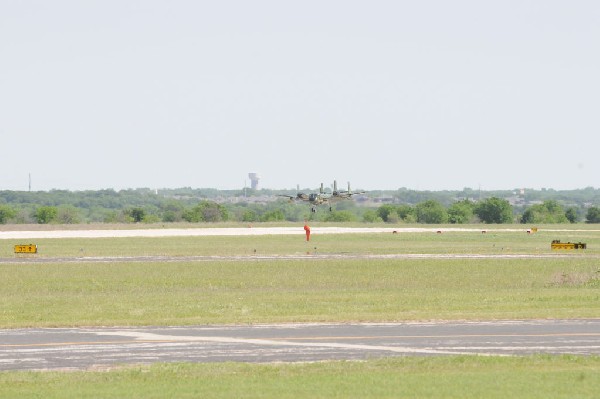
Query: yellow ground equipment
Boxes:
[{"xmin": 551, "ymin": 240, "xmax": 586, "ymax": 250}]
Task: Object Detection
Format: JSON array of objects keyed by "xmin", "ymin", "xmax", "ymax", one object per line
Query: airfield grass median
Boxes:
[
  {"xmin": 1, "ymin": 254, "xmax": 599, "ymax": 327},
  {"xmin": 2, "ymin": 355, "xmax": 600, "ymax": 399},
  {"xmin": 1, "ymin": 224, "xmax": 600, "ymax": 257}
]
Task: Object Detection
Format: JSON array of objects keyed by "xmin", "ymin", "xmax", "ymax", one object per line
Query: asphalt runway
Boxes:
[
  {"xmin": 0, "ymin": 226, "xmax": 462, "ymax": 239},
  {"xmin": 1, "ymin": 320, "xmax": 600, "ymax": 371},
  {"xmin": 1, "ymin": 252, "xmax": 598, "ymax": 264},
  {"xmin": 1, "ymin": 226, "xmax": 599, "ymax": 240}
]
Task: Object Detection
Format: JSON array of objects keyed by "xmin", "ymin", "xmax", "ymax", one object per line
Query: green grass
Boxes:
[
  {"xmin": 2, "ymin": 356, "xmax": 600, "ymax": 399},
  {"xmin": 1, "ymin": 227, "xmax": 600, "ymax": 327},
  {"xmin": 1, "ymin": 256, "xmax": 599, "ymax": 327},
  {"xmin": 2, "ymin": 226, "xmax": 600, "ymax": 397},
  {"xmin": 1, "ymin": 224, "xmax": 599, "ymax": 257}
]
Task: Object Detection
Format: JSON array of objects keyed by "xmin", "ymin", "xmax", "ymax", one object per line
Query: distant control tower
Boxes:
[{"xmin": 248, "ymin": 173, "xmax": 260, "ymax": 190}]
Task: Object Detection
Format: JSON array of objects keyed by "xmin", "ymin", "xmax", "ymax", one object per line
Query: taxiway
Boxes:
[{"xmin": 1, "ymin": 320, "xmax": 600, "ymax": 371}]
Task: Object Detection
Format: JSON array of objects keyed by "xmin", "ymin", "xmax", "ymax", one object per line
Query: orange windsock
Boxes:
[{"xmin": 304, "ymin": 224, "xmax": 311, "ymax": 241}]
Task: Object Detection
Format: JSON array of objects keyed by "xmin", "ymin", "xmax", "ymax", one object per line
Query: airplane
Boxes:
[
  {"xmin": 330, "ymin": 180, "xmax": 366, "ymax": 203},
  {"xmin": 277, "ymin": 183, "xmax": 328, "ymax": 213},
  {"xmin": 278, "ymin": 181, "xmax": 366, "ymax": 212}
]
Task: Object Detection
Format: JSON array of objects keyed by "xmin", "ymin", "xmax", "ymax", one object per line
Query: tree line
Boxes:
[
  {"xmin": 373, "ymin": 198, "xmax": 600, "ymax": 224},
  {"xmin": 1, "ymin": 188, "xmax": 600, "ymax": 224}
]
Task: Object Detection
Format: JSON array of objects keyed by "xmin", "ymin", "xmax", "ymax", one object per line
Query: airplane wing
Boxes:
[
  {"xmin": 339, "ymin": 190, "xmax": 366, "ymax": 196},
  {"xmin": 277, "ymin": 195, "xmax": 295, "ymax": 200},
  {"xmin": 277, "ymin": 194, "xmax": 309, "ymax": 202}
]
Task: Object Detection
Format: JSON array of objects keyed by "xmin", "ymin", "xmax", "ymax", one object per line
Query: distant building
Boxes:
[{"xmin": 248, "ymin": 173, "xmax": 260, "ymax": 190}]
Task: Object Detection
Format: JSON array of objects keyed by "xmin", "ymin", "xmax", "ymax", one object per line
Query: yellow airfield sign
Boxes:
[
  {"xmin": 550, "ymin": 240, "xmax": 586, "ymax": 250},
  {"xmin": 14, "ymin": 244, "xmax": 38, "ymax": 254}
]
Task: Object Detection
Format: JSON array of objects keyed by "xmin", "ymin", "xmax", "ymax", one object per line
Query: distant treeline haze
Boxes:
[{"xmin": 1, "ymin": 187, "xmax": 600, "ymax": 224}]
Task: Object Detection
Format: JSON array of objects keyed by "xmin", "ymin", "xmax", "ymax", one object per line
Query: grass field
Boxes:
[
  {"xmin": 2, "ymin": 356, "xmax": 600, "ymax": 399},
  {"xmin": 1, "ymin": 256, "xmax": 600, "ymax": 327},
  {"xmin": 1, "ymin": 224, "xmax": 600, "ymax": 397}
]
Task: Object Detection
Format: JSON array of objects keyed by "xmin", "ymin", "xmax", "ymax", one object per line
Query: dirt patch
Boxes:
[{"xmin": 548, "ymin": 270, "xmax": 600, "ymax": 287}]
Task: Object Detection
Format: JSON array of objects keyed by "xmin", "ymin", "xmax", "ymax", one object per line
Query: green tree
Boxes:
[
  {"xmin": 475, "ymin": 197, "xmax": 513, "ymax": 224},
  {"xmin": 56, "ymin": 205, "xmax": 81, "ymax": 224},
  {"xmin": 415, "ymin": 200, "xmax": 448, "ymax": 224},
  {"xmin": 521, "ymin": 200, "xmax": 568, "ymax": 224},
  {"xmin": 397, "ymin": 205, "xmax": 416, "ymax": 223},
  {"xmin": 586, "ymin": 206, "xmax": 600, "ymax": 223},
  {"xmin": 362, "ymin": 209, "xmax": 382, "ymax": 223},
  {"xmin": 324, "ymin": 210, "xmax": 357, "ymax": 222},
  {"xmin": 35, "ymin": 206, "xmax": 58, "ymax": 224},
  {"xmin": 129, "ymin": 207, "xmax": 146, "ymax": 223},
  {"xmin": 0, "ymin": 205, "xmax": 16, "ymax": 224},
  {"xmin": 520, "ymin": 208, "xmax": 535, "ymax": 224},
  {"xmin": 160, "ymin": 200, "xmax": 185, "ymax": 222},
  {"xmin": 241, "ymin": 209, "xmax": 259, "ymax": 222},
  {"xmin": 276, "ymin": 202, "xmax": 307, "ymax": 222},
  {"xmin": 565, "ymin": 207, "xmax": 578, "ymax": 223},
  {"xmin": 183, "ymin": 201, "xmax": 229, "ymax": 222},
  {"xmin": 447, "ymin": 200, "xmax": 475, "ymax": 224},
  {"xmin": 162, "ymin": 211, "xmax": 178, "ymax": 222},
  {"xmin": 377, "ymin": 204, "xmax": 397, "ymax": 223},
  {"xmin": 260, "ymin": 209, "xmax": 285, "ymax": 222}
]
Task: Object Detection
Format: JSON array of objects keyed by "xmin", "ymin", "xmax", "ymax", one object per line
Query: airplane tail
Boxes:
[{"xmin": 332, "ymin": 180, "xmax": 352, "ymax": 195}]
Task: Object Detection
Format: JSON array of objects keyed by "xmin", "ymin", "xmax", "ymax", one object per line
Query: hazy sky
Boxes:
[{"xmin": 1, "ymin": 1, "xmax": 598, "ymax": 192}]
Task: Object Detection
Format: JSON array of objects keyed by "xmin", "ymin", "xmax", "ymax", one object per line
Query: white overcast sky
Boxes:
[{"xmin": 1, "ymin": 1, "xmax": 598, "ymax": 192}]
